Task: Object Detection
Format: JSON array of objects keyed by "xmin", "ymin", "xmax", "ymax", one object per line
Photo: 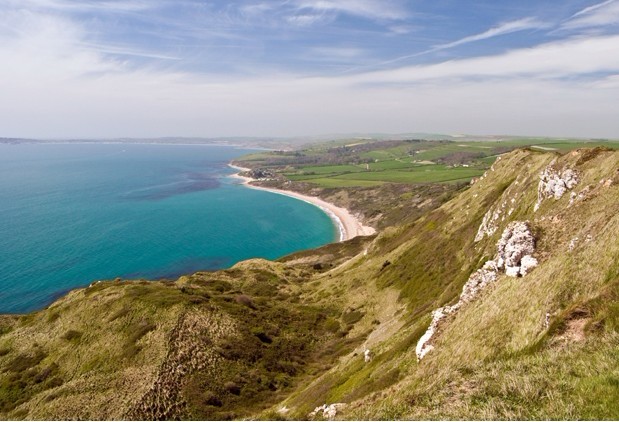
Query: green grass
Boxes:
[
  {"xmin": 297, "ymin": 178, "xmax": 385, "ymax": 187},
  {"xmin": 236, "ymin": 138, "xmax": 619, "ymax": 189},
  {"xmin": 283, "ymin": 161, "xmax": 483, "ymax": 186},
  {"xmin": 331, "ymin": 166, "xmax": 484, "ymax": 184},
  {"xmin": 289, "ymin": 164, "xmax": 364, "ymax": 174},
  {"xmin": 368, "ymin": 160, "xmax": 420, "ymax": 170}
]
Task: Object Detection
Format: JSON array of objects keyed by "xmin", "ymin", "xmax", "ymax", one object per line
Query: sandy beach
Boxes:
[{"xmin": 228, "ymin": 164, "xmax": 376, "ymax": 242}]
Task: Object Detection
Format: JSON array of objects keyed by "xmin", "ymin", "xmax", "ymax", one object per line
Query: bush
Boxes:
[
  {"xmin": 224, "ymin": 381, "xmax": 241, "ymax": 396},
  {"xmin": 47, "ymin": 312, "xmax": 60, "ymax": 323},
  {"xmin": 235, "ymin": 295, "xmax": 256, "ymax": 309},
  {"xmin": 126, "ymin": 320, "xmax": 156, "ymax": 344},
  {"xmin": 108, "ymin": 307, "xmax": 130, "ymax": 322},
  {"xmin": 61, "ymin": 330, "xmax": 82, "ymax": 342},
  {"xmin": 204, "ymin": 391, "xmax": 222, "ymax": 407},
  {"xmin": 342, "ymin": 310, "xmax": 364, "ymax": 325},
  {"xmin": 122, "ymin": 319, "xmax": 156, "ymax": 358},
  {"xmin": 324, "ymin": 317, "xmax": 341, "ymax": 333},
  {"xmin": 6, "ymin": 350, "xmax": 47, "ymax": 373},
  {"xmin": 251, "ymin": 327, "xmax": 273, "ymax": 344}
]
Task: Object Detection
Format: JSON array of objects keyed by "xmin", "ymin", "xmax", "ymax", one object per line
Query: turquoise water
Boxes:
[{"xmin": 0, "ymin": 143, "xmax": 336, "ymax": 313}]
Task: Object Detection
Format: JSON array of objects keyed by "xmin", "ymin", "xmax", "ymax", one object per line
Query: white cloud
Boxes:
[
  {"xmin": 347, "ymin": 35, "xmax": 619, "ymax": 84},
  {"xmin": 3, "ymin": 0, "xmax": 156, "ymax": 13},
  {"xmin": 346, "ymin": 17, "xmax": 549, "ymax": 72},
  {"xmin": 285, "ymin": 13, "xmax": 330, "ymax": 26},
  {"xmin": 432, "ymin": 17, "xmax": 548, "ymax": 50},
  {"xmin": 563, "ymin": 0, "xmax": 619, "ymax": 28},
  {"xmin": 0, "ymin": 8, "xmax": 618, "ymax": 139},
  {"xmin": 292, "ymin": 0, "xmax": 408, "ymax": 21},
  {"xmin": 570, "ymin": 0, "xmax": 616, "ymax": 18},
  {"xmin": 309, "ymin": 46, "xmax": 366, "ymax": 60}
]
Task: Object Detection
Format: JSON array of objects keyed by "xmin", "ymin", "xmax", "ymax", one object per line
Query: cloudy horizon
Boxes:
[{"xmin": 1, "ymin": 0, "xmax": 618, "ymax": 139}]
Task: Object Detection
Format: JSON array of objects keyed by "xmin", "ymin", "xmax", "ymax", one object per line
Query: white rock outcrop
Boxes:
[
  {"xmin": 534, "ymin": 162, "xmax": 579, "ymax": 211},
  {"xmin": 310, "ymin": 403, "xmax": 346, "ymax": 420},
  {"xmin": 416, "ymin": 221, "xmax": 537, "ymax": 361},
  {"xmin": 474, "ymin": 208, "xmax": 501, "ymax": 242},
  {"xmin": 415, "ymin": 305, "xmax": 458, "ymax": 361},
  {"xmin": 495, "ymin": 221, "xmax": 537, "ymax": 277}
]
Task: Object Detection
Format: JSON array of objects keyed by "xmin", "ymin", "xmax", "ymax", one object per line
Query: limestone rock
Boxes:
[
  {"xmin": 460, "ymin": 268, "xmax": 498, "ymax": 304},
  {"xmin": 568, "ymin": 237, "xmax": 579, "ymax": 251},
  {"xmin": 415, "ymin": 305, "xmax": 459, "ymax": 361},
  {"xmin": 496, "ymin": 221, "xmax": 537, "ymax": 277},
  {"xmin": 310, "ymin": 403, "xmax": 347, "ymax": 420},
  {"xmin": 520, "ymin": 255, "xmax": 539, "ymax": 276},
  {"xmin": 475, "ymin": 208, "xmax": 500, "ymax": 242},
  {"xmin": 416, "ymin": 221, "xmax": 537, "ymax": 361},
  {"xmin": 534, "ymin": 162, "xmax": 579, "ymax": 211}
]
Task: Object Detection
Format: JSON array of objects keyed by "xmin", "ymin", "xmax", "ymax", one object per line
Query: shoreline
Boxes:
[{"xmin": 228, "ymin": 164, "xmax": 376, "ymax": 242}]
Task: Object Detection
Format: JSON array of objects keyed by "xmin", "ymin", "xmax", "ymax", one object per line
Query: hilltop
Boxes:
[{"xmin": 0, "ymin": 147, "xmax": 618, "ymax": 420}]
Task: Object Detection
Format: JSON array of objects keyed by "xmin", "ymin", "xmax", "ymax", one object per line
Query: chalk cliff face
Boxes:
[
  {"xmin": 534, "ymin": 161, "xmax": 579, "ymax": 211},
  {"xmin": 1, "ymin": 148, "xmax": 618, "ymax": 421}
]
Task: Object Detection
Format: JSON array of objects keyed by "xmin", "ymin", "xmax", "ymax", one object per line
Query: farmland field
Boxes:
[{"xmin": 237, "ymin": 137, "xmax": 619, "ymax": 188}]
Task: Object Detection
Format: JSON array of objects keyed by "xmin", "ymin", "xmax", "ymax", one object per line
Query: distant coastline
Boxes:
[{"xmin": 228, "ymin": 164, "xmax": 375, "ymax": 242}]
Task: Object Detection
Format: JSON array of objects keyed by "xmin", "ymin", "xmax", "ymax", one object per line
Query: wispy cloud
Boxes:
[
  {"xmin": 79, "ymin": 42, "xmax": 181, "ymax": 61},
  {"xmin": 306, "ymin": 46, "xmax": 367, "ymax": 63},
  {"xmin": 570, "ymin": 0, "xmax": 616, "ymax": 18},
  {"xmin": 562, "ymin": 0, "xmax": 619, "ymax": 29},
  {"xmin": 285, "ymin": 12, "xmax": 331, "ymax": 27},
  {"xmin": 343, "ymin": 17, "xmax": 547, "ymax": 72},
  {"xmin": 4, "ymin": 0, "xmax": 157, "ymax": 13},
  {"xmin": 348, "ymin": 35, "xmax": 619, "ymax": 84},
  {"xmin": 432, "ymin": 17, "xmax": 547, "ymax": 51},
  {"xmin": 291, "ymin": 0, "xmax": 408, "ymax": 21},
  {"xmin": 1, "ymin": 1, "xmax": 618, "ymax": 139}
]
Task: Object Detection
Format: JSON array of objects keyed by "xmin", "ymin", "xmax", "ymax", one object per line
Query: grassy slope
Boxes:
[
  {"xmin": 1, "ymin": 148, "xmax": 618, "ymax": 420},
  {"xmin": 277, "ymin": 147, "xmax": 619, "ymax": 420},
  {"xmin": 0, "ymin": 261, "xmax": 373, "ymax": 420}
]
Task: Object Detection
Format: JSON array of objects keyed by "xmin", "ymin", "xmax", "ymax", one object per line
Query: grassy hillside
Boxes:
[
  {"xmin": 1, "ymin": 147, "xmax": 618, "ymax": 420},
  {"xmin": 278, "ymin": 147, "xmax": 619, "ymax": 419}
]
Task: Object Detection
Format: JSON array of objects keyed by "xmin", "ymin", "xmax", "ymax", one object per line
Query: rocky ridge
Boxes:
[
  {"xmin": 416, "ymin": 221, "xmax": 538, "ymax": 360},
  {"xmin": 534, "ymin": 160, "xmax": 579, "ymax": 211}
]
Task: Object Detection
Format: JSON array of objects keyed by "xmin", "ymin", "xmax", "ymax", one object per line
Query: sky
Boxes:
[{"xmin": 1, "ymin": 0, "xmax": 618, "ymax": 139}]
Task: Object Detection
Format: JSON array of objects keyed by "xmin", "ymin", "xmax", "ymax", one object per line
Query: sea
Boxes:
[{"xmin": 0, "ymin": 143, "xmax": 336, "ymax": 314}]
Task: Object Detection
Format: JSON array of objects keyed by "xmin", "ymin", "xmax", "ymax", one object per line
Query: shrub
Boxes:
[
  {"xmin": 61, "ymin": 330, "xmax": 82, "ymax": 342},
  {"xmin": 224, "ymin": 381, "xmax": 241, "ymax": 396},
  {"xmin": 126, "ymin": 320, "xmax": 156, "ymax": 344},
  {"xmin": 324, "ymin": 317, "xmax": 341, "ymax": 333},
  {"xmin": 6, "ymin": 350, "xmax": 47, "ymax": 373},
  {"xmin": 108, "ymin": 307, "xmax": 130, "ymax": 322},
  {"xmin": 251, "ymin": 327, "xmax": 273, "ymax": 344},
  {"xmin": 47, "ymin": 312, "xmax": 60, "ymax": 323},
  {"xmin": 204, "ymin": 391, "xmax": 222, "ymax": 407},
  {"xmin": 342, "ymin": 310, "xmax": 364, "ymax": 325},
  {"xmin": 122, "ymin": 319, "xmax": 156, "ymax": 359},
  {"xmin": 235, "ymin": 295, "xmax": 256, "ymax": 309}
]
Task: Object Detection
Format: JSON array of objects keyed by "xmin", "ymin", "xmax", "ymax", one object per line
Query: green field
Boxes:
[
  {"xmin": 237, "ymin": 137, "xmax": 619, "ymax": 188},
  {"xmin": 331, "ymin": 165, "xmax": 484, "ymax": 184}
]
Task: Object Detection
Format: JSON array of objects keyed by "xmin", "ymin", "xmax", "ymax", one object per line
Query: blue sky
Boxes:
[{"xmin": 1, "ymin": 0, "xmax": 618, "ymax": 138}]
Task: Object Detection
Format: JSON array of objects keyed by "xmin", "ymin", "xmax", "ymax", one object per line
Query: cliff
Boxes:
[{"xmin": 1, "ymin": 148, "xmax": 618, "ymax": 420}]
